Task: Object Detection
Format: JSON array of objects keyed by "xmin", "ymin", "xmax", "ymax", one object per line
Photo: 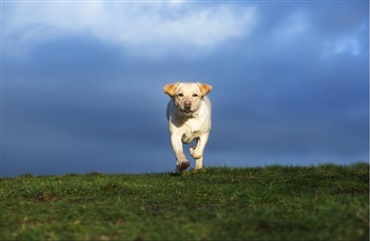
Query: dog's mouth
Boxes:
[{"xmin": 180, "ymin": 107, "xmax": 193, "ymax": 115}]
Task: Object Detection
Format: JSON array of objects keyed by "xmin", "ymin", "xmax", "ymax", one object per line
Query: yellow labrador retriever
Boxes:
[{"xmin": 163, "ymin": 82, "xmax": 212, "ymax": 172}]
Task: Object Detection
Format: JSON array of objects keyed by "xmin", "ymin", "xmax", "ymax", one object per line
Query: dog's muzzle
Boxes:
[{"xmin": 181, "ymin": 101, "xmax": 193, "ymax": 114}]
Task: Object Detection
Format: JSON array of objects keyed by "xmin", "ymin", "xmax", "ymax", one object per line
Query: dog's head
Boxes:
[{"xmin": 164, "ymin": 82, "xmax": 212, "ymax": 116}]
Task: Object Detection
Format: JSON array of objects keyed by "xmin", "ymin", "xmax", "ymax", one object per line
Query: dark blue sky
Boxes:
[{"xmin": 1, "ymin": 1, "xmax": 369, "ymax": 177}]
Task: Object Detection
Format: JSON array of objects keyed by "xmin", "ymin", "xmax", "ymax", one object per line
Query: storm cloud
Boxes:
[{"xmin": 1, "ymin": 1, "xmax": 368, "ymax": 177}]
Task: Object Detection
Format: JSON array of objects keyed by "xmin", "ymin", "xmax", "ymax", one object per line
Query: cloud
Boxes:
[
  {"xmin": 272, "ymin": 10, "xmax": 310, "ymax": 41},
  {"xmin": 321, "ymin": 34, "xmax": 362, "ymax": 57},
  {"xmin": 3, "ymin": 2, "xmax": 257, "ymax": 58}
]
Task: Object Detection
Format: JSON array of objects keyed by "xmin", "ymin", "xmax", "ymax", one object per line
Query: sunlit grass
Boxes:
[{"xmin": 1, "ymin": 162, "xmax": 368, "ymax": 240}]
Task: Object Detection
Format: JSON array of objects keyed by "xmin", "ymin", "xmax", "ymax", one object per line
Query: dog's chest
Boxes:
[{"xmin": 181, "ymin": 119, "xmax": 204, "ymax": 144}]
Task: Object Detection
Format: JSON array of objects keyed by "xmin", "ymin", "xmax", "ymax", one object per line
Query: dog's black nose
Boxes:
[{"xmin": 184, "ymin": 101, "xmax": 192, "ymax": 108}]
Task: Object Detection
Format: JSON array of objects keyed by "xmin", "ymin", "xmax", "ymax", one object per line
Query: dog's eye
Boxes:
[
  {"xmin": 192, "ymin": 94, "xmax": 198, "ymax": 97},
  {"xmin": 178, "ymin": 93, "xmax": 184, "ymax": 97}
]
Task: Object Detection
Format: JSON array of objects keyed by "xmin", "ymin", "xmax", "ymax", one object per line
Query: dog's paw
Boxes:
[
  {"xmin": 189, "ymin": 146, "xmax": 196, "ymax": 157},
  {"xmin": 190, "ymin": 148, "xmax": 203, "ymax": 159},
  {"xmin": 179, "ymin": 161, "xmax": 190, "ymax": 171}
]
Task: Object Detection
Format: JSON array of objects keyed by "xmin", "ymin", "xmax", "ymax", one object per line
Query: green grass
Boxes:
[{"xmin": 1, "ymin": 162, "xmax": 369, "ymax": 240}]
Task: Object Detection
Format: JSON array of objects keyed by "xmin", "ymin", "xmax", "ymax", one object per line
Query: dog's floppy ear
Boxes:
[
  {"xmin": 163, "ymin": 83, "xmax": 179, "ymax": 97},
  {"xmin": 198, "ymin": 83, "xmax": 212, "ymax": 97}
]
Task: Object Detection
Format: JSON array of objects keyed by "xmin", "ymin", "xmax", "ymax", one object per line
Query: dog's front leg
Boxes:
[
  {"xmin": 170, "ymin": 134, "xmax": 190, "ymax": 172},
  {"xmin": 190, "ymin": 132, "xmax": 210, "ymax": 169}
]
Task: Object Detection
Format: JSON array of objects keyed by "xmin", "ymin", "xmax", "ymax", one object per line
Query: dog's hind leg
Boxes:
[{"xmin": 190, "ymin": 132, "xmax": 209, "ymax": 169}]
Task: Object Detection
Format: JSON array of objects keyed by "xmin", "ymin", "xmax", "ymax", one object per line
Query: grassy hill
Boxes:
[{"xmin": 1, "ymin": 163, "xmax": 369, "ymax": 240}]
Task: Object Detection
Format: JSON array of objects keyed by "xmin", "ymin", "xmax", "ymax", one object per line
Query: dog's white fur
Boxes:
[{"xmin": 163, "ymin": 82, "xmax": 212, "ymax": 172}]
